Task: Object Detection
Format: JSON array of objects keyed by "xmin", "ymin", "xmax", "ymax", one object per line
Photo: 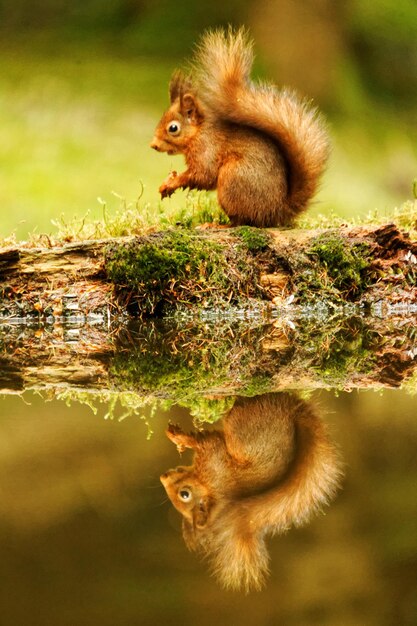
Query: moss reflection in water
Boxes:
[
  {"xmin": 2, "ymin": 311, "xmax": 415, "ymax": 425},
  {"xmin": 28, "ymin": 312, "xmax": 416, "ymax": 424},
  {"xmin": 107, "ymin": 314, "xmax": 416, "ymax": 411},
  {"xmin": 110, "ymin": 320, "xmax": 276, "ymax": 405}
]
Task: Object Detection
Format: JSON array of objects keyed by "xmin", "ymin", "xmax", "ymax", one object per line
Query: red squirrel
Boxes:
[
  {"xmin": 160, "ymin": 393, "xmax": 342, "ymax": 592},
  {"xmin": 150, "ymin": 28, "xmax": 330, "ymax": 227}
]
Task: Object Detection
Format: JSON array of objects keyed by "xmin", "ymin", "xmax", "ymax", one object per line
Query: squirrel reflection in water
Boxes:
[{"xmin": 160, "ymin": 393, "xmax": 342, "ymax": 592}]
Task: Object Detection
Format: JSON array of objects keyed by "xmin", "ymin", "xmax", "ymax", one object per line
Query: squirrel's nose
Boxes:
[
  {"xmin": 160, "ymin": 472, "xmax": 170, "ymax": 485},
  {"xmin": 150, "ymin": 140, "xmax": 160, "ymax": 151}
]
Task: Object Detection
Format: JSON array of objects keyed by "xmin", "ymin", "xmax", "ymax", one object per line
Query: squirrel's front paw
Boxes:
[
  {"xmin": 166, "ymin": 423, "xmax": 196, "ymax": 451},
  {"xmin": 159, "ymin": 183, "xmax": 176, "ymax": 199},
  {"xmin": 167, "ymin": 423, "xmax": 184, "ymax": 437},
  {"xmin": 159, "ymin": 171, "xmax": 178, "ymax": 199}
]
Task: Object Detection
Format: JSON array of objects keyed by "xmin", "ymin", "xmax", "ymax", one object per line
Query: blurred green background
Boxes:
[{"xmin": 1, "ymin": 0, "xmax": 416, "ymax": 239}]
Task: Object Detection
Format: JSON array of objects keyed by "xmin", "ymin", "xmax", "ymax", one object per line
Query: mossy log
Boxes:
[
  {"xmin": 0, "ymin": 223, "xmax": 416, "ymax": 399},
  {"xmin": 0, "ymin": 223, "xmax": 416, "ymax": 322}
]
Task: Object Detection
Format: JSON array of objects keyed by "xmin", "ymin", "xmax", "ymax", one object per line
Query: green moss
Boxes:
[
  {"xmin": 307, "ymin": 317, "xmax": 376, "ymax": 385},
  {"xmin": 296, "ymin": 232, "xmax": 372, "ymax": 302},
  {"xmin": 107, "ymin": 319, "xmax": 276, "ymax": 417},
  {"xmin": 168, "ymin": 191, "xmax": 230, "ymax": 228},
  {"xmin": 309, "ymin": 232, "xmax": 371, "ymax": 291},
  {"xmin": 234, "ymin": 226, "xmax": 271, "ymax": 253},
  {"xmin": 106, "ymin": 229, "xmax": 217, "ymax": 283},
  {"xmin": 186, "ymin": 396, "xmax": 236, "ymax": 424},
  {"xmin": 240, "ymin": 373, "xmax": 274, "ymax": 397},
  {"xmin": 104, "ymin": 312, "xmax": 415, "ymax": 406},
  {"xmin": 105, "ymin": 229, "xmax": 262, "ymax": 314}
]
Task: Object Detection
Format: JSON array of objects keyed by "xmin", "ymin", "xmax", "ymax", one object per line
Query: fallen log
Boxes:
[{"xmin": 0, "ymin": 224, "xmax": 416, "ymax": 321}]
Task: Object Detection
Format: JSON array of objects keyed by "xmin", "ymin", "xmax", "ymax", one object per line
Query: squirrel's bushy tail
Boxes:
[
  {"xmin": 248, "ymin": 399, "xmax": 343, "ymax": 533},
  {"xmin": 193, "ymin": 28, "xmax": 330, "ymax": 218}
]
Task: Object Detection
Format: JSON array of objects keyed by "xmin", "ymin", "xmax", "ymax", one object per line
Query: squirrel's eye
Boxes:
[
  {"xmin": 178, "ymin": 488, "xmax": 192, "ymax": 502},
  {"xmin": 167, "ymin": 121, "xmax": 181, "ymax": 136}
]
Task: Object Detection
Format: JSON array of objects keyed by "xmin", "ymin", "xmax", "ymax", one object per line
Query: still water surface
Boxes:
[{"xmin": 0, "ymin": 387, "xmax": 416, "ymax": 626}]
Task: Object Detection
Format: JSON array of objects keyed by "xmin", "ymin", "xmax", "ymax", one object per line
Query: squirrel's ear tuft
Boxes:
[
  {"xmin": 169, "ymin": 70, "xmax": 183, "ymax": 102},
  {"xmin": 169, "ymin": 70, "xmax": 193, "ymax": 103},
  {"xmin": 192, "ymin": 496, "xmax": 213, "ymax": 529},
  {"xmin": 181, "ymin": 93, "xmax": 203, "ymax": 124}
]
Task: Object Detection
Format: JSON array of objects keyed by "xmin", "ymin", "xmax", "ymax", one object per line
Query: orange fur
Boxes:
[
  {"xmin": 151, "ymin": 28, "xmax": 330, "ymax": 226},
  {"xmin": 160, "ymin": 393, "xmax": 342, "ymax": 592}
]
